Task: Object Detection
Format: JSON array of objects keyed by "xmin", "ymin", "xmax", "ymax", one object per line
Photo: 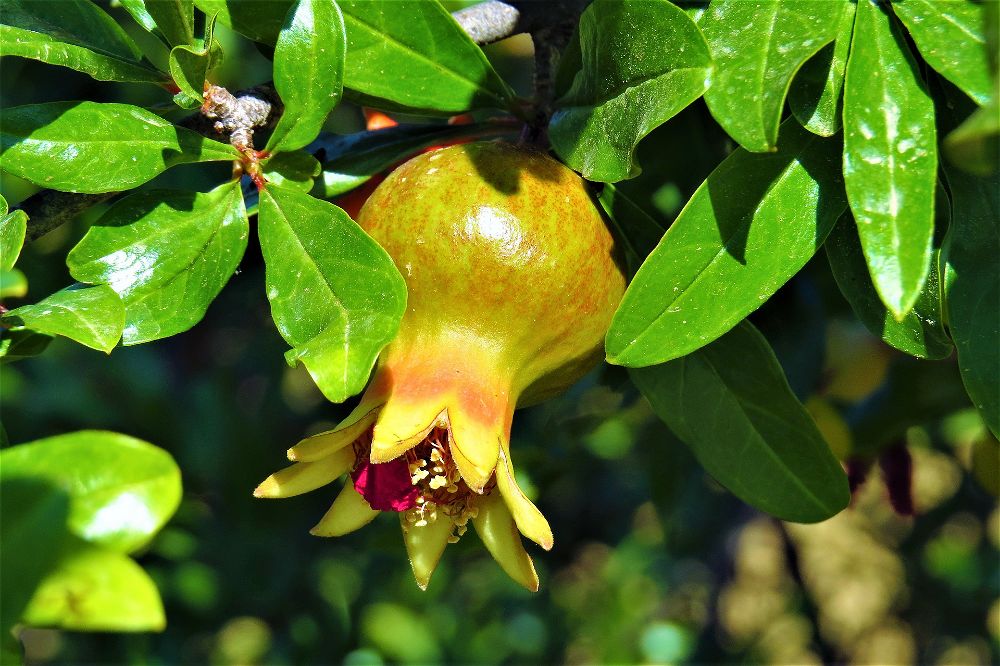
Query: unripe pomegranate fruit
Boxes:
[{"xmin": 256, "ymin": 141, "xmax": 626, "ymax": 590}]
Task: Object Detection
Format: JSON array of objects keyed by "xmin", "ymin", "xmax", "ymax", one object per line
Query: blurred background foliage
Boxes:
[{"xmin": 1, "ymin": 2, "xmax": 997, "ymax": 664}]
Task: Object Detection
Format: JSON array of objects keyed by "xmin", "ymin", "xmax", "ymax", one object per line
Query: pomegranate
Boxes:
[{"xmin": 256, "ymin": 141, "xmax": 626, "ymax": 590}]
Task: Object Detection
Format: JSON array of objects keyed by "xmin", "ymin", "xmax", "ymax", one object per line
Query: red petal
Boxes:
[{"xmin": 351, "ymin": 457, "xmax": 419, "ymax": 512}]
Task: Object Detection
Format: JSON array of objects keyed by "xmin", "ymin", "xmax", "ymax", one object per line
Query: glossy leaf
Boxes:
[
  {"xmin": 893, "ymin": 0, "xmax": 992, "ymax": 106},
  {"xmin": 168, "ymin": 14, "xmax": 221, "ymax": 104},
  {"xmin": 67, "ymin": 183, "xmax": 248, "ymax": 345},
  {"xmin": 548, "ymin": 0, "xmax": 712, "ymax": 182},
  {"xmin": 0, "ymin": 479, "xmax": 69, "ymax": 638},
  {"xmin": 1, "ymin": 431, "xmax": 182, "ymax": 553},
  {"xmin": 0, "ymin": 0, "xmax": 166, "ymax": 84},
  {"xmin": 606, "ymin": 120, "xmax": 846, "ymax": 367},
  {"xmin": 700, "ymin": 0, "xmax": 843, "ymax": 152},
  {"xmin": 0, "ymin": 102, "xmax": 239, "ymax": 193},
  {"xmin": 789, "ymin": 1, "xmax": 856, "ymax": 137},
  {"xmin": 263, "ymin": 151, "xmax": 322, "ymax": 192},
  {"xmin": 843, "ymin": 0, "xmax": 938, "ymax": 319},
  {"xmin": 597, "ymin": 184, "xmax": 665, "ymax": 275},
  {"xmin": 193, "ymin": 0, "xmax": 291, "ymax": 44},
  {"xmin": 941, "ymin": 153, "xmax": 999, "ymax": 437},
  {"xmin": 826, "ymin": 213, "xmax": 952, "ymax": 359},
  {"xmin": 631, "ymin": 321, "xmax": 850, "ymax": 523},
  {"xmin": 258, "ymin": 185, "xmax": 407, "ymax": 403},
  {"xmin": 0, "ymin": 329, "xmax": 52, "ymax": 362},
  {"xmin": 22, "ymin": 539, "xmax": 165, "ymax": 632},
  {"xmin": 313, "ymin": 122, "xmax": 501, "ymax": 197},
  {"xmin": 118, "ymin": 0, "xmax": 158, "ymax": 32},
  {"xmin": 267, "ymin": 0, "xmax": 347, "ymax": 153},
  {"xmin": 144, "ymin": 0, "xmax": 194, "ymax": 47},
  {"xmin": 338, "ymin": 0, "xmax": 516, "ymax": 114},
  {"xmin": 1, "ymin": 284, "xmax": 123, "ymax": 353},
  {"xmin": 1, "ymin": 200, "xmax": 27, "ymax": 271}
]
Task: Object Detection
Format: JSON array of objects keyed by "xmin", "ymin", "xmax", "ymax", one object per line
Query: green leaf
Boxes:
[
  {"xmin": 548, "ymin": 0, "xmax": 712, "ymax": 182},
  {"xmin": 631, "ymin": 321, "xmax": 850, "ymax": 523},
  {"xmin": 789, "ymin": 1, "xmax": 856, "ymax": 137},
  {"xmin": 267, "ymin": 0, "xmax": 347, "ymax": 153},
  {"xmin": 843, "ymin": 0, "xmax": 938, "ymax": 319},
  {"xmin": 0, "ymin": 479, "xmax": 69, "ymax": 638},
  {"xmin": 0, "ymin": 0, "xmax": 166, "ymax": 84},
  {"xmin": 258, "ymin": 185, "xmax": 406, "ymax": 402},
  {"xmin": 144, "ymin": 0, "xmax": 194, "ymax": 47},
  {"xmin": 338, "ymin": 0, "xmax": 516, "ymax": 114},
  {"xmin": 1, "ymin": 284, "xmax": 124, "ymax": 353},
  {"xmin": 193, "ymin": 0, "xmax": 291, "ymax": 44},
  {"xmin": 0, "ymin": 431, "xmax": 182, "ymax": 553},
  {"xmin": 596, "ymin": 183, "xmax": 665, "ymax": 275},
  {"xmin": 313, "ymin": 122, "xmax": 499, "ymax": 197},
  {"xmin": 700, "ymin": 0, "xmax": 843, "ymax": 152},
  {"xmin": 826, "ymin": 213, "xmax": 952, "ymax": 359},
  {"xmin": 941, "ymin": 148, "xmax": 1000, "ymax": 437},
  {"xmin": 168, "ymin": 13, "xmax": 222, "ymax": 104},
  {"xmin": 1, "ymin": 203, "xmax": 28, "ymax": 271},
  {"xmin": 0, "ymin": 101, "xmax": 239, "ymax": 193},
  {"xmin": 944, "ymin": 97, "xmax": 1000, "ymax": 176},
  {"xmin": 22, "ymin": 539, "xmax": 165, "ymax": 632},
  {"xmin": 263, "ymin": 151, "xmax": 322, "ymax": 192},
  {"xmin": 893, "ymin": 0, "xmax": 992, "ymax": 106},
  {"xmin": 606, "ymin": 120, "xmax": 846, "ymax": 367},
  {"xmin": 0, "ymin": 329, "xmax": 52, "ymax": 362},
  {"xmin": 118, "ymin": 0, "xmax": 158, "ymax": 32},
  {"xmin": 0, "ymin": 269, "xmax": 28, "ymax": 300},
  {"xmin": 67, "ymin": 183, "xmax": 248, "ymax": 345}
]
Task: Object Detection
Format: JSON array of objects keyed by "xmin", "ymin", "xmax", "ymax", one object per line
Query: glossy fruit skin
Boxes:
[{"xmin": 358, "ymin": 140, "xmax": 626, "ymax": 406}]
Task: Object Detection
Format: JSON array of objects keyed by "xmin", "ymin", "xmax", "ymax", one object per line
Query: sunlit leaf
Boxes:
[
  {"xmin": 0, "ymin": 431, "xmax": 182, "ymax": 553},
  {"xmin": 789, "ymin": 1, "xmax": 856, "ymax": 137},
  {"xmin": 0, "ymin": 102, "xmax": 239, "ymax": 193},
  {"xmin": 1, "ymin": 284, "xmax": 124, "ymax": 353},
  {"xmin": 67, "ymin": 183, "xmax": 248, "ymax": 345}
]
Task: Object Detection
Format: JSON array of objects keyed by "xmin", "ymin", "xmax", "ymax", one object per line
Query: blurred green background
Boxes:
[{"xmin": 2, "ymin": 3, "xmax": 998, "ymax": 664}]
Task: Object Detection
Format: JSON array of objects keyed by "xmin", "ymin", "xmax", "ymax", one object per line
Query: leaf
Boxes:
[
  {"xmin": 0, "ymin": 479, "xmax": 69, "ymax": 638},
  {"xmin": 168, "ymin": 13, "xmax": 222, "ymax": 104},
  {"xmin": 789, "ymin": 1, "xmax": 856, "ymax": 137},
  {"xmin": 826, "ymin": 213, "xmax": 952, "ymax": 360},
  {"xmin": 606, "ymin": 120, "xmax": 846, "ymax": 367},
  {"xmin": 67, "ymin": 183, "xmax": 248, "ymax": 345},
  {"xmin": 0, "ymin": 101, "xmax": 239, "ymax": 194},
  {"xmin": 548, "ymin": 0, "xmax": 712, "ymax": 182},
  {"xmin": 1, "ymin": 284, "xmax": 124, "ymax": 353},
  {"xmin": 700, "ymin": 0, "xmax": 843, "ymax": 152},
  {"xmin": 596, "ymin": 183, "xmax": 665, "ymax": 275},
  {"xmin": 144, "ymin": 0, "xmax": 194, "ymax": 47},
  {"xmin": 941, "ymin": 138, "xmax": 1000, "ymax": 437},
  {"xmin": 22, "ymin": 539, "xmax": 165, "ymax": 632},
  {"xmin": 893, "ymin": 0, "xmax": 992, "ymax": 106},
  {"xmin": 0, "ymin": 2, "xmax": 167, "ymax": 85},
  {"xmin": 1, "ymin": 202, "xmax": 28, "ymax": 271},
  {"xmin": 312, "ymin": 122, "xmax": 499, "ymax": 197},
  {"xmin": 263, "ymin": 151, "xmax": 322, "ymax": 192},
  {"xmin": 0, "ymin": 269, "xmax": 28, "ymax": 300},
  {"xmin": 118, "ymin": 0, "xmax": 158, "ymax": 32},
  {"xmin": 267, "ymin": 0, "xmax": 347, "ymax": 153},
  {"xmin": 338, "ymin": 0, "xmax": 516, "ymax": 114},
  {"xmin": 193, "ymin": 0, "xmax": 292, "ymax": 45},
  {"xmin": 945, "ymin": 97, "xmax": 1000, "ymax": 176},
  {"xmin": 0, "ymin": 431, "xmax": 182, "ymax": 553},
  {"xmin": 630, "ymin": 321, "xmax": 850, "ymax": 523},
  {"xmin": 258, "ymin": 185, "xmax": 407, "ymax": 403},
  {"xmin": 843, "ymin": 0, "xmax": 938, "ymax": 319},
  {"xmin": 0, "ymin": 329, "xmax": 52, "ymax": 363}
]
